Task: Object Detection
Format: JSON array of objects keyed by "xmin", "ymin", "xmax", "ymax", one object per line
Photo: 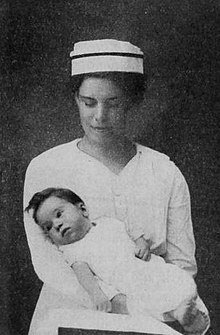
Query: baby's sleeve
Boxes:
[
  {"xmin": 60, "ymin": 241, "xmax": 121, "ymax": 301},
  {"xmin": 60, "ymin": 243, "xmax": 87, "ymax": 267}
]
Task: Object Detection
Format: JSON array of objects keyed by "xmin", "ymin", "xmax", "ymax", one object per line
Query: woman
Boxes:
[{"xmin": 24, "ymin": 39, "xmax": 209, "ymax": 334}]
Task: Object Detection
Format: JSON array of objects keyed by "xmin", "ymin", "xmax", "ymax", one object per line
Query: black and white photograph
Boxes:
[{"xmin": 1, "ymin": 1, "xmax": 219, "ymax": 334}]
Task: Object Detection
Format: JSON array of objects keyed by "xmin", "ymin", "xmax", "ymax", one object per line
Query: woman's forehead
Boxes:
[{"xmin": 79, "ymin": 77, "xmax": 124, "ymax": 99}]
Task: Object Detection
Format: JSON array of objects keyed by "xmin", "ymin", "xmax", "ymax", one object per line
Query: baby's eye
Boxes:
[
  {"xmin": 56, "ymin": 211, "xmax": 62, "ymax": 218},
  {"xmin": 43, "ymin": 223, "xmax": 52, "ymax": 232}
]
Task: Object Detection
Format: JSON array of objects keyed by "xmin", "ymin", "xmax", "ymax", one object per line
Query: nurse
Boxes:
[{"xmin": 24, "ymin": 39, "xmax": 210, "ymax": 334}]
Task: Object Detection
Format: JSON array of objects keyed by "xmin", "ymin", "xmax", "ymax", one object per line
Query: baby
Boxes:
[{"xmin": 25, "ymin": 187, "xmax": 210, "ymax": 335}]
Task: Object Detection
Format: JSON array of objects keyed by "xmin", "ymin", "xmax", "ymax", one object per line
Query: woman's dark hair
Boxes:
[
  {"xmin": 25, "ymin": 187, "xmax": 84, "ymax": 223},
  {"xmin": 70, "ymin": 72, "xmax": 146, "ymax": 104}
]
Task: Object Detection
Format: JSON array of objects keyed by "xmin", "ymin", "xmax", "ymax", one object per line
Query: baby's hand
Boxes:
[
  {"xmin": 111, "ymin": 293, "xmax": 128, "ymax": 314},
  {"xmin": 134, "ymin": 236, "xmax": 151, "ymax": 261},
  {"xmin": 92, "ymin": 287, "xmax": 112, "ymax": 312}
]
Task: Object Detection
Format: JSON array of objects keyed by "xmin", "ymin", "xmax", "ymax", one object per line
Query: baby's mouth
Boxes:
[{"xmin": 62, "ymin": 227, "xmax": 71, "ymax": 237}]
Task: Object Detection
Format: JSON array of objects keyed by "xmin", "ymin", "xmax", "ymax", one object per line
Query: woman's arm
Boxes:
[
  {"xmin": 165, "ymin": 164, "xmax": 197, "ymax": 277},
  {"xmin": 72, "ymin": 262, "xmax": 112, "ymax": 312}
]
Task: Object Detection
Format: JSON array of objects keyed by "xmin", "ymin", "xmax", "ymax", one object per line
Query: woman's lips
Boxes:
[{"xmin": 91, "ymin": 126, "xmax": 111, "ymax": 132}]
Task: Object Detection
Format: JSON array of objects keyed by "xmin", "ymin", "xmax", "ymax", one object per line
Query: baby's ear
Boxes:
[{"xmin": 78, "ymin": 202, "xmax": 89, "ymax": 218}]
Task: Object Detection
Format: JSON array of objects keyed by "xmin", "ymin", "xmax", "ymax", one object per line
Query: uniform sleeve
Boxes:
[{"xmin": 164, "ymin": 164, "xmax": 197, "ymax": 277}]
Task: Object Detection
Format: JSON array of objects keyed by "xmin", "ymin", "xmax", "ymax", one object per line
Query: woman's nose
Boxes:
[{"xmin": 94, "ymin": 103, "xmax": 108, "ymax": 122}]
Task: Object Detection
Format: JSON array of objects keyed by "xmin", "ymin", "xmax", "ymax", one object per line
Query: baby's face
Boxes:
[{"xmin": 36, "ymin": 196, "xmax": 91, "ymax": 245}]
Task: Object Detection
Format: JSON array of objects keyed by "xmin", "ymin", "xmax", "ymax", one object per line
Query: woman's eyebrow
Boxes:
[
  {"xmin": 79, "ymin": 95, "xmax": 121, "ymax": 101},
  {"xmin": 106, "ymin": 97, "xmax": 120, "ymax": 101},
  {"xmin": 79, "ymin": 95, "xmax": 95, "ymax": 100}
]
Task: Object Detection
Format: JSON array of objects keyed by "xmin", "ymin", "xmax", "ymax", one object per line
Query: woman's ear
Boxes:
[
  {"xmin": 74, "ymin": 92, "xmax": 80, "ymax": 107},
  {"xmin": 77, "ymin": 202, "xmax": 89, "ymax": 218}
]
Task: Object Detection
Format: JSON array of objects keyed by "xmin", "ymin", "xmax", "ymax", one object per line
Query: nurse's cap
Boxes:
[{"xmin": 70, "ymin": 39, "xmax": 144, "ymax": 76}]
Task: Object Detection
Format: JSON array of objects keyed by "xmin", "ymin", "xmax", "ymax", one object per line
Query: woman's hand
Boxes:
[
  {"xmin": 111, "ymin": 293, "xmax": 129, "ymax": 314},
  {"xmin": 134, "ymin": 236, "xmax": 151, "ymax": 261},
  {"xmin": 92, "ymin": 287, "xmax": 112, "ymax": 312}
]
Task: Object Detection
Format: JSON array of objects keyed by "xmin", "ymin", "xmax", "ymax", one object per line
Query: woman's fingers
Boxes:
[
  {"xmin": 134, "ymin": 236, "xmax": 152, "ymax": 260},
  {"xmin": 138, "ymin": 248, "xmax": 145, "ymax": 259},
  {"xmin": 135, "ymin": 245, "xmax": 150, "ymax": 260},
  {"xmin": 135, "ymin": 245, "xmax": 143, "ymax": 257},
  {"xmin": 142, "ymin": 250, "xmax": 151, "ymax": 261}
]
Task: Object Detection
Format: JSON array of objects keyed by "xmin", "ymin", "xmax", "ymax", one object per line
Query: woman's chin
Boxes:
[
  {"xmin": 85, "ymin": 129, "xmax": 126, "ymax": 145},
  {"xmin": 83, "ymin": 132, "xmax": 114, "ymax": 146}
]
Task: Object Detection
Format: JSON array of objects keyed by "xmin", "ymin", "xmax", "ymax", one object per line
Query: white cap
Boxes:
[{"xmin": 70, "ymin": 39, "xmax": 144, "ymax": 76}]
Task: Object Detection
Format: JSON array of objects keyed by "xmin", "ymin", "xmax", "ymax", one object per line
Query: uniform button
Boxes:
[
  {"xmin": 115, "ymin": 200, "xmax": 124, "ymax": 207},
  {"xmin": 112, "ymin": 182, "xmax": 122, "ymax": 195},
  {"xmin": 114, "ymin": 195, "xmax": 124, "ymax": 204}
]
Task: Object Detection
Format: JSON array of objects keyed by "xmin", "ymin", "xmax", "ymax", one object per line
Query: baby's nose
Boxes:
[{"xmin": 53, "ymin": 220, "xmax": 63, "ymax": 231}]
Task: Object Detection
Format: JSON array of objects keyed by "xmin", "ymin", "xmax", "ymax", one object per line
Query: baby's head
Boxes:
[{"xmin": 25, "ymin": 188, "xmax": 92, "ymax": 246}]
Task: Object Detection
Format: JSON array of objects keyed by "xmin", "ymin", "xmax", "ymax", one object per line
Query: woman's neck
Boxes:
[
  {"xmin": 78, "ymin": 135, "xmax": 137, "ymax": 174},
  {"xmin": 80, "ymin": 134, "xmax": 134, "ymax": 156}
]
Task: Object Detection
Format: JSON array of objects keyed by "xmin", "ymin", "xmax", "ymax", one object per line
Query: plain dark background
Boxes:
[{"xmin": 1, "ymin": 1, "xmax": 219, "ymax": 334}]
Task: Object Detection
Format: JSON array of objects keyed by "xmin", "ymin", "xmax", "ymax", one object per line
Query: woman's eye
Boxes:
[
  {"xmin": 107, "ymin": 100, "xmax": 122, "ymax": 108},
  {"xmin": 108, "ymin": 103, "xmax": 119, "ymax": 108},
  {"xmin": 84, "ymin": 101, "xmax": 96, "ymax": 107}
]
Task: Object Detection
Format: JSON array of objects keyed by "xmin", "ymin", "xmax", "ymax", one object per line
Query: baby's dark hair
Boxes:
[{"xmin": 25, "ymin": 187, "xmax": 84, "ymax": 223}]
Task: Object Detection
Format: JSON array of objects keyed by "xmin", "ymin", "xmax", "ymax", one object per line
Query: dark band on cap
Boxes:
[{"xmin": 71, "ymin": 52, "xmax": 144, "ymax": 60}]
